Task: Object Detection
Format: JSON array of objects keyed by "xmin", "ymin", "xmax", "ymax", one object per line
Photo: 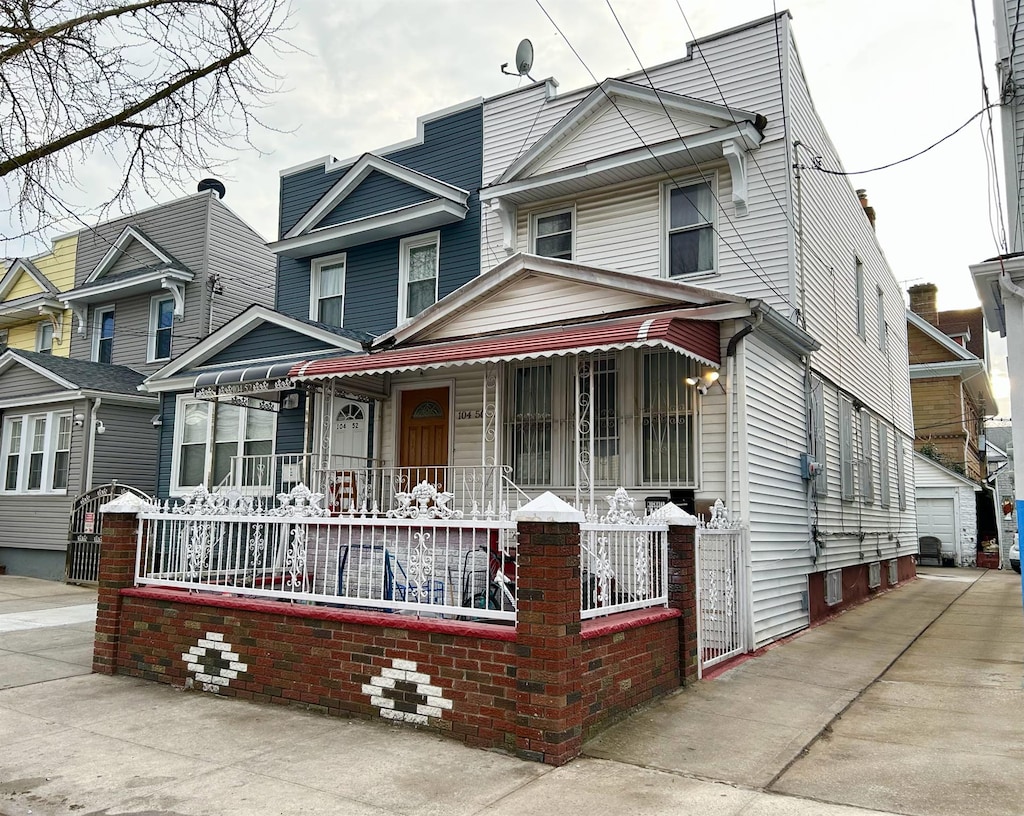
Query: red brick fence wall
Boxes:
[{"xmin": 94, "ymin": 507, "xmax": 697, "ymax": 765}]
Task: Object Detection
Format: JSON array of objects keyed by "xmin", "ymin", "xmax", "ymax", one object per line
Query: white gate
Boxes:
[{"xmin": 695, "ymin": 500, "xmax": 749, "ymax": 675}]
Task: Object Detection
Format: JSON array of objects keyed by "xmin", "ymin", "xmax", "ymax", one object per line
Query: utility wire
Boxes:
[{"xmin": 810, "ymin": 105, "xmax": 995, "ymax": 176}]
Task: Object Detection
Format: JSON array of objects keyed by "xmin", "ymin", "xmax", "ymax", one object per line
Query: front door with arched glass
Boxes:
[{"xmin": 399, "ymin": 386, "xmax": 450, "ymax": 485}]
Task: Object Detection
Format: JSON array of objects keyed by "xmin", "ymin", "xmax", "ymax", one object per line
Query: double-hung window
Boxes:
[
  {"xmin": 310, "ymin": 253, "xmax": 346, "ymax": 326},
  {"xmin": 399, "ymin": 232, "xmax": 440, "ymax": 322},
  {"xmin": 860, "ymin": 411, "xmax": 875, "ymax": 504},
  {"xmin": 1, "ymin": 411, "xmax": 72, "ymax": 494},
  {"xmin": 666, "ymin": 180, "xmax": 715, "ymax": 277},
  {"xmin": 532, "ymin": 209, "xmax": 573, "ymax": 260},
  {"xmin": 855, "ymin": 257, "xmax": 866, "ymax": 340},
  {"xmin": 149, "ymin": 296, "xmax": 175, "ymax": 361},
  {"xmin": 172, "ymin": 398, "xmax": 276, "ymax": 493},
  {"xmin": 36, "ymin": 322, "xmax": 54, "ymax": 354},
  {"xmin": 94, "ymin": 306, "xmax": 115, "ymax": 364},
  {"xmin": 839, "ymin": 396, "xmax": 855, "ymax": 501}
]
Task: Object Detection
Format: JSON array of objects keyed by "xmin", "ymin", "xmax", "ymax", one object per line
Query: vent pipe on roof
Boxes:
[{"xmin": 856, "ymin": 189, "xmax": 876, "ymax": 231}]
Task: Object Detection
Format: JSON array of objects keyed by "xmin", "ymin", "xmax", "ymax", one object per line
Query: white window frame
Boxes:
[
  {"xmin": 36, "ymin": 321, "xmax": 54, "ymax": 354},
  {"xmin": 92, "ymin": 305, "xmax": 115, "ymax": 363},
  {"xmin": 839, "ymin": 395, "xmax": 855, "ymax": 502},
  {"xmin": 148, "ymin": 295, "xmax": 175, "ymax": 362},
  {"xmin": 860, "ymin": 410, "xmax": 875, "ymax": 504},
  {"xmin": 855, "ymin": 257, "xmax": 866, "ymax": 340},
  {"xmin": 309, "ymin": 252, "xmax": 347, "ymax": 326},
  {"xmin": 169, "ymin": 395, "xmax": 278, "ymax": 496},
  {"xmin": 530, "ymin": 206, "xmax": 575, "ymax": 261},
  {"xmin": 662, "ymin": 175, "xmax": 718, "ymax": 279},
  {"xmin": 0, "ymin": 410, "xmax": 73, "ymax": 495},
  {"xmin": 879, "ymin": 422, "xmax": 891, "ymax": 509},
  {"xmin": 398, "ymin": 231, "xmax": 440, "ymax": 323}
]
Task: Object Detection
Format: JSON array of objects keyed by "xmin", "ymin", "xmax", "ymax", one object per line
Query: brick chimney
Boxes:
[
  {"xmin": 908, "ymin": 283, "xmax": 939, "ymax": 325},
  {"xmin": 856, "ymin": 189, "xmax": 876, "ymax": 231}
]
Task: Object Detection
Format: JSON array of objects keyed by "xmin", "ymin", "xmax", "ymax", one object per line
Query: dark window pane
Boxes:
[
  {"xmin": 669, "ymin": 226, "xmax": 714, "ymax": 276},
  {"xmin": 536, "ymin": 232, "xmax": 572, "ymax": 259},
  {"xmin": 536, "ymin": 212, "xmax": 571, "ymax": 236},
  {"xmin": 670, "ymin": 184, "xmax": 712, "ymax": 229},
  {"xmin": 318, "ymin": 295, "xmax": 343, "ymax": 326}
]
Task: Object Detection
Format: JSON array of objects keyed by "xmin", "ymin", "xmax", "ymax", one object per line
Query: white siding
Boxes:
[{"xmin": 740, "ymin": 335, "xmax": 812, "ymax": 644}]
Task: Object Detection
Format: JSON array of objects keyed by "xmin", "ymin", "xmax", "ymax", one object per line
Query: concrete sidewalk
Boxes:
[{"xmin": 0, "ymin": 569, "xmax": 1021, "ymax": 816}]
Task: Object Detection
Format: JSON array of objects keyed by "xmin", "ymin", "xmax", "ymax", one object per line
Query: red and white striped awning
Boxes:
[{"xmin": 290, "ymin": 313, "xmax": 720, "ymax": 380}]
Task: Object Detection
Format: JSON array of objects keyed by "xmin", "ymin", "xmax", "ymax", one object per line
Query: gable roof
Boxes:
[
  {"xmin": 913, "ymin": 451, "xmax": 981, "ymax": 491},
  {"xmin": 143, "ymin": 304, "xmax": 371, "ymax": 387},
  {"xmin": 375, "ymin": 252, "xmax": 749, "ymax": 347},
  {"xmin": 0, "ymin": 258, "xmax": 58, "ymax": 301},
  {"xmin": 0, "ymin": 348, "xmax": 149, "ymax": 397},
  {"xmin": 494, "ymin": 78, "xmax": 765, "ymax": 187},
  {"xmin": 85, "ymin": 225, "xmax": 184, "ymax": 284},
  {"xmin": 283, "ymin": 153, "xmax": 471, "ymax": 241},
  {"xmin": 907, "ymin": 310, "xmax": 976, "ymax": 362}
]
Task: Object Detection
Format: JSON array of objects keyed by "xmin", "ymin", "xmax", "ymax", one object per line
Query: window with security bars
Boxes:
[{"xmin": 504, "ymin": 350, "xmax": 698, "ymax": 489}]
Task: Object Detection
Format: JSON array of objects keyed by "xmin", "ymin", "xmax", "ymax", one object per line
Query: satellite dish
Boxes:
[{"xmin": 500, "ymin": 38, "xmax": 536, "ymax": 82}]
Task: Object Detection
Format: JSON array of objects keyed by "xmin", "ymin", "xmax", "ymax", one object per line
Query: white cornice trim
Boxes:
[
  {"xmin": 63, "ymin": 268, "xmax": 193, "ymax": 305},
  {"xmin": 144, "ymin": 304, "xmax": 365, "ymax": 383},
  {"xmin": 86, "ymin": 225, "xmax": 174, "ymax": 284},
  {"xmin": 284, "ymin": 154, "xmax": 470, "ymax": 240},
  {"xmin": 0, "ymin": 390, "xmax": 156, "ymax": 410}
]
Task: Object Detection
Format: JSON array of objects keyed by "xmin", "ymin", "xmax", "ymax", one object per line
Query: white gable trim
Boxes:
[
  {"xmin": 0, "ymin": 258, "xmax": 58, "ymax": 300},
  {"xmin": 913, "ymin": 452, "xmax": 982, "ymax": 491},
  {"xmin": 906, "ymin": 310, "xmax": 977, "ymax": 361},
  {"xmin": 86, "ymin": 225, "xmax": 174, "ymax": 284},
  {"xmin": 144, "ymin": 304, "xmax": 366, "ymax": 383},
  {"xmin": 375, "ymin": 253, "xmax": 746, "ymax": 347},
  {"xmin": 495, "ymin": 78, "xmax": 763, "ymax": 185},
  {"xmin": 0, "ymin": 350, "xmax": 78, "ymax": 390},
  {"xmin": 271, "ymin": 199, "xmax": 468, "ymax": 259},
  {"xmin": 284, "ymin": 153, "xmax": 471, "ymax": 240}
]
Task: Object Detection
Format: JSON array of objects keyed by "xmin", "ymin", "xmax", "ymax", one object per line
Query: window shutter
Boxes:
[
  {"xmin": 811, "ymin": 377, "xmax": 827, "ymax": 496},
  {"xmin": 860, "ymin": 410, "xmax": 874, "ymax": 504},
  {"xmin": 839, "ymin": 396, "xmax": 854, "ymax": 501}
]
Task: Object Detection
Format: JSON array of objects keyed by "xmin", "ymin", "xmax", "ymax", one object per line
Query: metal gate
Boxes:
[
  {"xmin": 695, "ymin": 500, "xmax": 749, "ymax": 675},
  {"xmin": 65, "ymin": 482, "xmax": 152, "ymax": 585}
]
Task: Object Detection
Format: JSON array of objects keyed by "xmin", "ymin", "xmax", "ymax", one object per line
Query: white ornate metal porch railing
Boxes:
[
  {"xmin": 695, "ymin": 499, "xmax": 749, "ymax": 674},
  {"xmin": 578, "ymin": 488, "xmax": 670, "ymax": 619},
  {"xmin": 219, "ymin": 454, "xmax": 527, "ymax": 521},
  {"xmin": 135, "ymin": 484, "xmax": 518, "ymax": 622}
]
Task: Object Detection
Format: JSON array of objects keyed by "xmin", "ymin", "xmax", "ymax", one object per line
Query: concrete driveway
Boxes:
[{"xmin": 1, "ymin": 568, "xmax": 1021, "ymax": 816}]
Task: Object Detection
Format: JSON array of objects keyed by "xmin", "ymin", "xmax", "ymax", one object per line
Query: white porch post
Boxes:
[
  {"xmin": 482, "ymin": 361, "xmax": 503, "ymax": 508},
  {"xmin": 574, "ymin": 354, "xmax": 595, "ymax": 514}
]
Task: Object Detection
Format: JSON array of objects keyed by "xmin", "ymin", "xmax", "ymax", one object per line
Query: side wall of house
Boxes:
[
  {"xmin": 204, "ymin": 199, "xmax": 276, "ymax": 330},
  {"xmin": 69, "ymin": 193, "xmax": 213, "ymax": 370},
  {"xmin": 740, "ymin": 334, "xmax": 812, "ymax": 643},
  {"xmin": 785, "ymin": 23, "xmax": 914, "ymax": 437},
  {"xmin": 90, "ymin": 403, "xmax": 160, "ymax": 493}
]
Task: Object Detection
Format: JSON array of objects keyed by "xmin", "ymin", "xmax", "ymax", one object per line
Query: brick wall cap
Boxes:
[
  {"xmin": 100, "ymin": 493, "xmax": 153, "ymax": 515},
  {"xmin": 648, "ymin": 502, "xmax": 697, "ymax": 526},
  {"xmin": 514, "ymin": 492, "xmax": 585, "ymax": 523}
]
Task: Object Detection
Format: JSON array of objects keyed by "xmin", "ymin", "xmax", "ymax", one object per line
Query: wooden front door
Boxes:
[{"xmin": 399, "ymin": 387, "xmax": 450, "ymax": 480}]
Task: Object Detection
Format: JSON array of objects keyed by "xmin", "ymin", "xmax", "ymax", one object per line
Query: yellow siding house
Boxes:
[{"xmin": 0, "ymin": 234, "xmax": 77, "ymax": 357}]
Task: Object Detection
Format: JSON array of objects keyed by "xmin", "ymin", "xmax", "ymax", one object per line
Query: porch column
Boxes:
[
  {"xmin": 658, "ymin": 502, "xmax": 700, "ymax": 684},
  {"xmin": 513, "ymin": 493, "xmax": 585, "ymax": 766},
  {"xmin": 93, "ymin": 493, "xmax": 147, "ymax": 675}
]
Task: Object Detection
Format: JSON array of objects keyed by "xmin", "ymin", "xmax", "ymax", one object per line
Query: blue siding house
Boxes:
[{"xmin": 142, "ymin": 100, "xmax": 484, "ymax": 502}]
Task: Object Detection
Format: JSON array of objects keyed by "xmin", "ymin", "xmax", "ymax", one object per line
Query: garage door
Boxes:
[{"xmin": 917, "ymin": 497, "xmax": 956, "ymax": 555}]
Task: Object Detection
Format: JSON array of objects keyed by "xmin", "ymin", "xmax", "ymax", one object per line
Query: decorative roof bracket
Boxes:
[
  {"xmin": 488, "ymin": 198, "xmax": 516, "ymax": 256},
  {"xmin": 38, "ymin": 305, "xmax": 63, "ymax": 344},
  {"xmin": 67, "ymin": 301, "xmax": 88, "ymax": 335},
  {"xmin": 722, "ymin": 139, "xmax": 750, "ymax": 217},
  {"xmin": 161, "ymin": 277, "xmax": 186, "ymax": 318}
]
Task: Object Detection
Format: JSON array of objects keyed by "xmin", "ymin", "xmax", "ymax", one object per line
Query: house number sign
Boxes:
[{"xmin": 456, "ymin": 410, "xmax": 484, "ymax": 421}]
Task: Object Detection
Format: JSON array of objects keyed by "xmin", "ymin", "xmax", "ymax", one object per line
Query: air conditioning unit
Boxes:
[
  {"xmin": 868, "ymin": 561, "xmax": 881, "ymax": 589},
  {"xmin": 825, "ymin": 569, "xmax": 842, "ymax": 606},
  {"xmin": 888, "ymin": 559, "xmax": 898, "ymax": 586}
]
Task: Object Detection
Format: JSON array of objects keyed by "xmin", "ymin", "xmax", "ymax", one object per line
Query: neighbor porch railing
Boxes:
[
  {"xmin": 220, "ymin": 453, "xmax": 528, "ymax": 520},
  {"xmin": 136, "ymin": 484, "xmax": 519, "ymax": 622}
]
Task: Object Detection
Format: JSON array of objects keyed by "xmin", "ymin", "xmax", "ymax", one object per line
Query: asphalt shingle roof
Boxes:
[{"xmin": 9, "ymin": 349, "xmax": 147, "ymax": 395}]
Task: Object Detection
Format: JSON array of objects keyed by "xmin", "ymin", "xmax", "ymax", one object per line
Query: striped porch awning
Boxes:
[{"xmin": 290, "ymin": 312, "xmax": 720, "ymax": 380}]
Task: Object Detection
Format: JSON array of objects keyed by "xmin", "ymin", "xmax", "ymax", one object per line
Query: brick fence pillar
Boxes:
[
  {"xmin": 655, "ymin": 503, "xmax": 699, "ymax": 685},
  {"xmin": 513, "ymin": 493, "xmax": 585, "ymax": 766},
  {"xmin": 93, "ymin": 493, "xmax": 147, "ymax": 675}
]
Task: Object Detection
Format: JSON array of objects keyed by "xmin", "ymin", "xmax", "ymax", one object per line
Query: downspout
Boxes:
[
  {"xmin": 725, "ymin": 311, "xmax": 763, "ymax": 511},
  {"xmin": 84, "ymin": 397, "xmax": 101, "ymax": 490}
]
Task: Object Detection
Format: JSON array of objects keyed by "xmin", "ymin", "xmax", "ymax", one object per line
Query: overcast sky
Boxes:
[{"xmin": 1, "ymin": 0, "xmax": 1010, "ymax": 410}]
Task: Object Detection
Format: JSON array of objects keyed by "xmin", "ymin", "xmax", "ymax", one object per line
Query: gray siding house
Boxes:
[{"xmin": 0, "ymin": 189, "xmax": 275, "ymax": 579}]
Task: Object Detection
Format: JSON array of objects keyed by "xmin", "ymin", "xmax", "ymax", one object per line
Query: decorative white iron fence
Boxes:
[
  {"xmin": 695, "ymin": 499, "xmax": 749, "ymax": 674},
  {"xmin": 136, "ymin": 484, "xmax": 518, "ymax": 622},
  {"xmin": 220, "ymin": 454, "xmax": 527, "ymax": 520},
  {"xmin": 579, "ymin": 488, "xmax": 669, "ymax": 619}
]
